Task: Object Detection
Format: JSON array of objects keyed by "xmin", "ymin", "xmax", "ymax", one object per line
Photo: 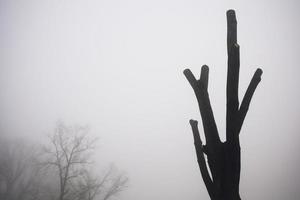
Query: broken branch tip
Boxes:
[{"xmin": 189, "ymin": 119, "xmax": 198, "ymax": 126}]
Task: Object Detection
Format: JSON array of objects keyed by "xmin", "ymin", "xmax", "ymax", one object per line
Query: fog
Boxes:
[{"xmin": 1, "ymin": 0, "xmax": 300, "ymax": 199}]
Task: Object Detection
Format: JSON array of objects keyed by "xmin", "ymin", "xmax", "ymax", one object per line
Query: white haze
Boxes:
[{"xmin": 1, "ymin": 0, "xmax": 300, "ymax": 199}]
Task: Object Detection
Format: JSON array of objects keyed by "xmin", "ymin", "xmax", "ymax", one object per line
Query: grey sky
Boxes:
[{"xmin": 1, "ymin": 0, "xmax": 300, "ymax": 199}]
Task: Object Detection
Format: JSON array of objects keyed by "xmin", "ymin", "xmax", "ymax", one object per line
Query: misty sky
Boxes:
[{"xmin": 1, "ymin": 0, "xmax": 300, "ymax": 199}]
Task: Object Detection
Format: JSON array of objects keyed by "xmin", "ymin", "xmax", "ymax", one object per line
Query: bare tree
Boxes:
[
  {"xmin": 0, "ymin": 137, "xmax": 42, "ymax": 200},
  {"xmin": 41, "ymin": 122, "xmax": 128, "ymax": 200},
  {"xmin": 183, "ymin": 10, "xmax": 262, "ymax": 200},
  {"xmin": 100, "ymin": 166, "xmax": 128, "ymax": 200},
  {"xmin": 72, "ymin": 165, "xmax": 128, "ymax": 200}
]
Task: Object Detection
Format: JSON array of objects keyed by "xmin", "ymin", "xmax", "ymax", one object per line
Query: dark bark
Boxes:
[{"xmin": 183, "ymin": 10, "xmax": 262, "ymax": 200}]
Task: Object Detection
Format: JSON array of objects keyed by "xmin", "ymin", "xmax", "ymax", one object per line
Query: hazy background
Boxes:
[{"xmin": 1, "ymin": 0, "xmax": 300, "ymax": 199}]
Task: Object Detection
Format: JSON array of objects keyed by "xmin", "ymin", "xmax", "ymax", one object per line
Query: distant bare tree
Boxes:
[
  {"xmin": 0, "ymin": 138, "xmax": 42, "ymax": 200},
  {"xmin": 41, "ymin": 122, "xmax": 94, "ymax": 200},
  {"xmin": 41, "ymin": 122, "xmax": 128, "ymax": 200},
  {"xmin": 100, "ymin": 166, "xmax": 128, "ymax": 200},
  {"xmin": 72, "ymin": 165, "xmax": 128, "ymax": 200},
  {"xmin": 184, "ymin": 10, "xmax": 262, "ymax": 200}
]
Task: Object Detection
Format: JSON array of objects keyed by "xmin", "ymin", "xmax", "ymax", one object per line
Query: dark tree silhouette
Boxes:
[{"xmin": 183, "ymin": 10, "xmax": 262, "ymax": 200}]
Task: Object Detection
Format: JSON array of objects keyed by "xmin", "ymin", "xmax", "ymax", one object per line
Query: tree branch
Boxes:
[
  {"xmin": 226, "ymin": 9, "xmax": 240, "ymax": 142},
  {"xmin": 189, "ymin": 119, "xmax": 214, "ymax": 199},
  {"xmin": 237, "ymin": 68, "xmax": 263, "ymax": 134},
  {"xmin": 184, "ymin": 66, "xmax": 220, "ymax": 145}
]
